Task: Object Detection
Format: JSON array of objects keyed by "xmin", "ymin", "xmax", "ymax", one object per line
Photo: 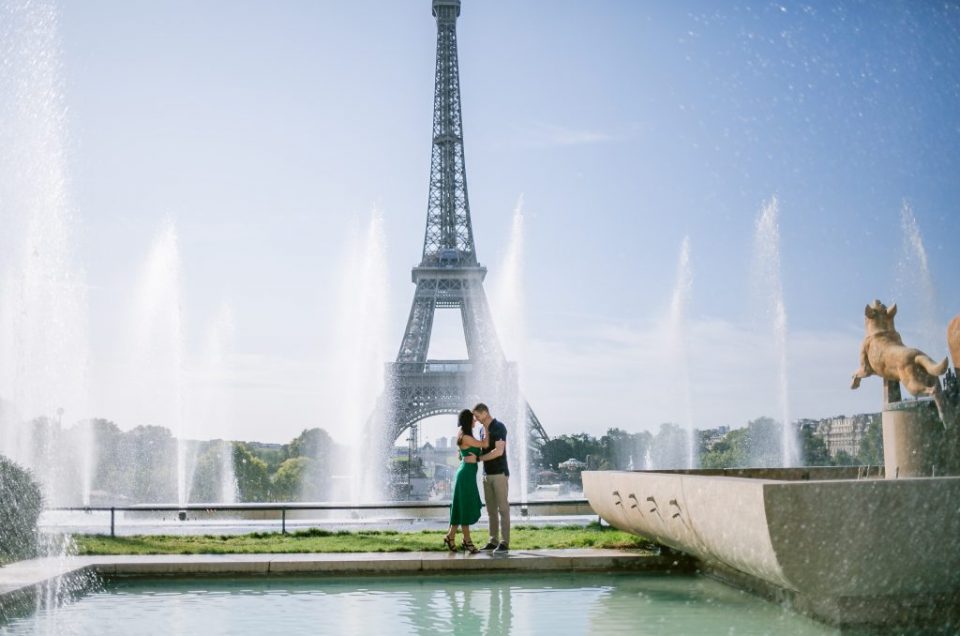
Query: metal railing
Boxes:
[{"xmin": 47, "ymin": 499, "xmax": 593, "ymax": 537}]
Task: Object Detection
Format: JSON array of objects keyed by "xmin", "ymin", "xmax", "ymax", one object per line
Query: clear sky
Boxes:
[{"xmin": 3, "ymin": 1, "xmax": 959, "ymax": 444}]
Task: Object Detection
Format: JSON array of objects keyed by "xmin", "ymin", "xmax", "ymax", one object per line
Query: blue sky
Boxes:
[{"xmin": 4, "ymin": 1, "xmax": 959, "ymax": 443}]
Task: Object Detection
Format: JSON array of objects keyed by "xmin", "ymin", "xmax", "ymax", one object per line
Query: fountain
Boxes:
[
  {"xmin": 331, "ymin": 210, "xmax": 390, "ymax": 503},
  {"xmin": 0, "ymin": 0, "xmax": 90, "ymax": 507},
  {"xmin": 585, "ymin": 303, "xmax": 960, "ymax": 629},
  {"xmin": 896, "ymin": 202, "xmax": 941, "ymax": 357},
  {"xmin": 3, "ymin": 0, "xmax": 959, "ymax": 632},
  {"xmin": 0, "ymin": 3, "xmax": 100, "ymax": 616},
  {"xmin": 195, "ymin": 303, "xmax": 238, "ymax": 504},
  {"xmin": 491, "ymin": 196, "xmax": 531, "ymax": 501},
  {"xmin": 751, "ymin": 196, "xmax": 797, "ymax": 468},
  {"xmin": 127, "ymin": 220, "xmax": 189, "ymax": 505},
  {"xmin": 666, "ymin": 236, "xmax": 696, "ymax": 469}
]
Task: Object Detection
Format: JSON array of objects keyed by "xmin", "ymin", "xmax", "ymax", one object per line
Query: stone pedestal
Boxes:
[{"xmin": 882, "ymin": 399, "xmax": 944, "ymax": 478}]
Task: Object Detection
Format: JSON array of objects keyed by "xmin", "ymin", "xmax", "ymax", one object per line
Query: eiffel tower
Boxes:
[{"xmin": 372, "ymin": 0, "xmax": 548, "ymax": 454}]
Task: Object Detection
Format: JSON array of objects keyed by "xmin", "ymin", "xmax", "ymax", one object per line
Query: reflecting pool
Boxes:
[{"xmin": 4, "ymin": 572, "xmax": 832, "ymax": 635}]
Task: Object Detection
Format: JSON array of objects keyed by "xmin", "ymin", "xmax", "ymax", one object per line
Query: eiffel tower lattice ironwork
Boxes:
[{"xmin": 372, "ymin": 0, "xmax": 548, "ymax": 449}]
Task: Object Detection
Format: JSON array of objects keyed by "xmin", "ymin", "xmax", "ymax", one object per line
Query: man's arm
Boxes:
[{"xmin": 480, "ymin": 440, "xmax": 505, "ymax": 462}]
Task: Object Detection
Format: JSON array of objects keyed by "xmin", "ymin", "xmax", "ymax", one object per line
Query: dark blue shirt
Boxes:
[{"xmin": 483, "ymin": 419, "xmax": 509, "ymax": 476}]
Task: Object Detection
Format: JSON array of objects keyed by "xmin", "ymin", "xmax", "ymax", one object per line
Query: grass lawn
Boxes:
[{"xmin": 73, "ymin": 523, "xmax": 655, "ymax": 556}]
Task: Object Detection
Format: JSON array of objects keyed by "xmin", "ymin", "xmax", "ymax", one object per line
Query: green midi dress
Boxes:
[{"xmin": 449, "ymin": 446, "xmax": 482, "ymax": 525}]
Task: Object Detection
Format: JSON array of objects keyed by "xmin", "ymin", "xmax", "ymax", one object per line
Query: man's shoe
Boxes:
[
  {"xmin": 493, "ymin": 542, "xmax": 509, "ymax": 555},
  {"xmin": 480, "ymin": 541, "xmax": 498, "ymax": 551}
]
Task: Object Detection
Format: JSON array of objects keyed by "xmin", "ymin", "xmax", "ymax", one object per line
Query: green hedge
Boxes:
[{"xmin": 0, "ymin": 455, "xmax": 43, "ymax": 564}]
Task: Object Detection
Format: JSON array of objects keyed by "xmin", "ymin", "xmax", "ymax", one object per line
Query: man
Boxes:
[{"xmin": 473, "ymin": 402, "xmax": 509, "ymax": 554}]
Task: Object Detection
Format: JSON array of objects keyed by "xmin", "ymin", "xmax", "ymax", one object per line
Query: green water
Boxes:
[{"xmin": 4, "ymin": 572, "xmax": 833, "ymax": 635}]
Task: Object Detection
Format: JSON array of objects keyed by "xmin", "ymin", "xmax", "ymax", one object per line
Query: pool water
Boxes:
[{"xmin": 3, "ymin": 572, "xmax": 833, "ymax": 635}]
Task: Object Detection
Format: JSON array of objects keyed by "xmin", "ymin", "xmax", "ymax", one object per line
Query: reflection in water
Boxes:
[
  {"xmin": 589, "ymin": 574, "xmax": 829, "ymax": 635},
  {"xmin": 488, "ymin": 586, "xmax": 513, "ymax": 636},
  {"xmin": 4, "ymin": 573, "xmax": 839, "ymax": 635}
]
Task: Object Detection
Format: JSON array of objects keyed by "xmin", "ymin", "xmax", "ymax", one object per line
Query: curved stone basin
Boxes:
[{"xmin": 584, "ymin": 469, "xmax": 960, "ymax": 605}]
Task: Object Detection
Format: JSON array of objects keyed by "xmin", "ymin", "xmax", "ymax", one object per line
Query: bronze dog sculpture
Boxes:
[
  {"xmin": 948, "ymin": 315, "xmax": 960, "ymax": 370},
  {"xmin": 851, "ymin": 300, "xmax": 948, "ymax": 397}
]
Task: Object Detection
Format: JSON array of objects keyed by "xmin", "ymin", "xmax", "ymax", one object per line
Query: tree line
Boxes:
[
  {"xmin": 539, "ymin": 416, "xmax": 883, "ymax": 484},
  {"xmin": 10, "ymin": 417, "xmax": 340, "ymax": 505},
  {"xmin": 6, "ymin": 412, "xmax": 883, "ymax": 504}
]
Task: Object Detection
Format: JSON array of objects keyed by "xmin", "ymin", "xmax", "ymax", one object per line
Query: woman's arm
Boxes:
[
  {"xmin": 465, "ymin": 422, "xmax": 490, "ymax": 449},
  {"xmin": 460, "ymin": 434, "xmax": 486, "ymax": 449}
]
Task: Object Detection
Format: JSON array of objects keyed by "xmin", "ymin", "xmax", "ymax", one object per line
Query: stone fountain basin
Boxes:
[{"xmin": 583, "ymin": 468, "xmax": 960, "ymax": 600}]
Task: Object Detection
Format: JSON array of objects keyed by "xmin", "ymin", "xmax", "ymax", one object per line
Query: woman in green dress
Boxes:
[{"xmin": 444, "ymin": 409, "xmax": 489, "ymax": 553}]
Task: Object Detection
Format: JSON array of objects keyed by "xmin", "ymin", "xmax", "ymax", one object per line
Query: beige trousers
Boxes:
[{"xmin": 483, "ymin": 473, "xmax": 510, "ymax": 544}]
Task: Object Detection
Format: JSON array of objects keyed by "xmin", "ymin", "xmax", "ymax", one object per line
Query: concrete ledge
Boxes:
[
  {"xmin": 0, "ymin": 557, "xmax": 99, "ymax": 623},
  {"xmin": 105, "ymin": 555, "xmax": 273, "ymax": 576},
  {"xmin": 0, "ymin": 548, "xmax": 668, "ymax": 622},
  {"xmin": 268, "ymin": 553, "xmax": 423, "ymax": 574}
]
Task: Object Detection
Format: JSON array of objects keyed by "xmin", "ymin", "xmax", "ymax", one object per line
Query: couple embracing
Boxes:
[{"xmin": 443, "ymin": 403, "xmax": 510, "ymax": 555}]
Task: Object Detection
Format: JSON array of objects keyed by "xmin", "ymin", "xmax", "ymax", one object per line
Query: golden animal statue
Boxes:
[
  {"xmin": 949, "ymin": 315, "xmax": 960, "ymax": 370},
  {"xmin": 851, "ymin": 300, "xmax": 948, "ymax": 397}
]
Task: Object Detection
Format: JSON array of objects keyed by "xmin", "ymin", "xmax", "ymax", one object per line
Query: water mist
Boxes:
[
  {"xmin": 491, "ymin": 196, "xmax": 530, "ymax": 501},
  {"xmin": 752, "ymin": 197, "xmax": 797, "ymax": 468},
  {"xmin": 332, "ymin": 210, "xmax": 390, "ymax": 503},
  {"xmin": 0, "ymin": 0, "xmax": 90, "ymax": 506},
  {"xmin": 667, "ymin": 236, "xmax": 697, "ymax": 469},
  {"xmin": 129, "ymin": 220, "xmax": 187, "ymax": 504},
  {"xmin": 895, "ymin": 202, "xmax": 942, "ymax": 359},
  {"xmin": 197, "ymin": 303, "xmax": 238, "ymax": 504}
]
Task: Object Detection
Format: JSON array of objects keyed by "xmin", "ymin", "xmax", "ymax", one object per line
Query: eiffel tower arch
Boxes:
[{"xmin": 369, "ymin": 0, "xmax": 548, "ymax": 463}]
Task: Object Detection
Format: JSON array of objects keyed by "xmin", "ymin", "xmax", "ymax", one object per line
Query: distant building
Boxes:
[
  {"xmin": 558, "ymin": 458, "xmax": 587, "ymax": 471},
  {"xmin": 701, "ymin": 426, "xmax": 730, "ymax": 450},
  {"xmin": 803, "ymin": 414, "xmax": 878, "ymax": 458},
  {"xmin": 420, "ymin": 441, "xmax": 457, "ymax": 466}
]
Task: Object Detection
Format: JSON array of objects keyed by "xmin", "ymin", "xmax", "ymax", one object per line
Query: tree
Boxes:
[
  {"xmin": 272, "ymin": 457, "xmax": 311, "ymax": 501},
  {"xmin": 233, "ymin": 443, "xmax": 271, "ymax": 502},
  {"xmin": 121, "ymin": 425, "xmax": 177, "ymax": 503},
  {"xmin": 650, "ymin": 423, "xmax": 688, "ymax": 469},
  {"xmin": 245, "ymin": 443, "xmax": 285, "ymax": 473},
  {"xmin": 856, "ymin": 415, "xmax": 883, "ymax": 465},
  {"xmin": 700, "ymin": 427, "xmax": 749, "ymax": 468},
  {"xmin": 540, "ymin": 437, "xmax": 578, "ymax": 470},
  {"xmin": 280, "ymin": 428, "xmax": 335, "ymax": 501},
  {"xmin": 190, "ymin": 440, "xmax": 236, "ymax": 503},
  {"xmin": 285, "ymin": 428, "xmax": 334, "ymax": 462},
  {"xmin": 744, "ymin": 417, "xmax": 781, "ymax": 467},
  {"xmin": 86, "ymin": 419, "xmax": 125, "ymax": 500},
  {"xmin": 0, "ymin": 456, "xmax": 43, "ymax": 562},
  {"xmin": 799, "ymin": 424, "xmax": 831, "ymax": 466},
  {"xmin": 274, "ymin": 455, "xmax": 333, "ymax": 502},
  {"xmin": 833, "ymin": 450, "xmax": 857, "ymax": 466},
  {"xmin": 600, "ymin": 428, "xmax": 648, "ymax": 470}
]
